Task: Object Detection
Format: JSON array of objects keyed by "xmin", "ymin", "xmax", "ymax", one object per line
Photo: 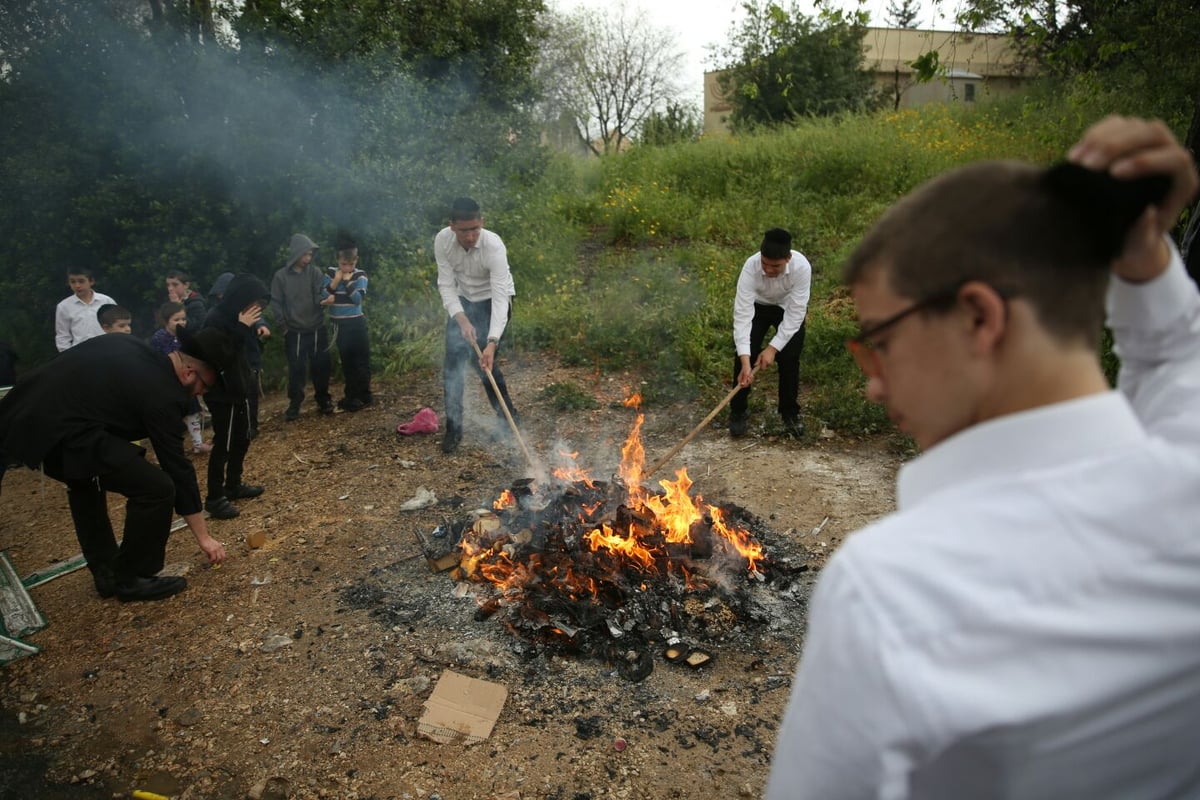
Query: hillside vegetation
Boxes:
[{"xmin": 488, "ymin": 98, "xmax": 1112, "ymax": 434}]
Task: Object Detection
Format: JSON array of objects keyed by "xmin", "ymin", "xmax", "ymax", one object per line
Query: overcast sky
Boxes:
[{"xmin": 552, "ymin": 0, "xmax": 954, "ymax": 108}]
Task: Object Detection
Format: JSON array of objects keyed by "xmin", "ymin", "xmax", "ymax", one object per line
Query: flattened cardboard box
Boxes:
[{"xmin": 418, "ymin": 669, "xmax": 507, "ymax": 745}]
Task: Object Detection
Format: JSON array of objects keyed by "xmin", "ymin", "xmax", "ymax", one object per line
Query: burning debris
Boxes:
[{"xmin": 416, "ymin": 395, "xmax": 808, "ymax": 680}]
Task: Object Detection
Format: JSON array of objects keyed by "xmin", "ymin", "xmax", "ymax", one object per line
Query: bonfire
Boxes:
[{"xmin": 425, "ymin": 395, "xmax": 795, "ymax": 680}]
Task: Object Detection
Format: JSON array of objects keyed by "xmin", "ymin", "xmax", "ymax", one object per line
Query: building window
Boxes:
[{"xmin": 964, "ymin": 83, "xmax": 976, "ymax": 102}]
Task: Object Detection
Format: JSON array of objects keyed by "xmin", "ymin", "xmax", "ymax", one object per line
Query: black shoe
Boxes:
[
  {"xmin": 318, "ymin": 401, "xmax": 335, "ymax": 416},
  {"xmin": 93, "ymin": 565, "xmax": 116, "ymax": 599},
  {"xmin": 284, "ymin": 405, "xmax": 300, "ymax": 422},
  {"xmin": 782, "ymin": 416, "xmax": 806, "ymax": 438},
  {"xmin": 115, "ymin": 575, "xmax": 187, "ymax": 603},
  {"xmin": 342, "ymin": 398, "xmax": 365, "ymax": 412},
  {"xmin": 729, "ymin": 412, "xmax": 749, "ymax": 438},
  {"xmin": 360, "ymin": 395, "xmax": 374, "ymax": 407},
  {"xmin": 204, "ymin": 497, "xmax": 240, "ymax": 519},
  {"xmin": 441, "ymin": 423, "xmax": 462, "ymax": 454},
  {"xmin": 225, "ymin": 483, "xmax": 264, "ymax": 500}
]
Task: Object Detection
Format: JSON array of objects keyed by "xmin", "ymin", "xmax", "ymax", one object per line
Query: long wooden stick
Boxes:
[
  {"xmin": 470, "ymin": 338, "xmax": 541, "ymax": 476},
  {"xmin": 645, "ymin": 368, "xmax": 756, "ymax": 480}
]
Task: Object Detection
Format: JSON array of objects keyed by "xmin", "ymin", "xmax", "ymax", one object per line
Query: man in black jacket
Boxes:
[{"xmin": 0, "ymin": 330, "xmax": 232, "ymax": 602}]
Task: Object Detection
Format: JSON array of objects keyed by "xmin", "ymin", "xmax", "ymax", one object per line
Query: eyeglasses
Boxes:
[{"xmin": 846, "ymin": 284, "xmax": 965, "ymax": 378}]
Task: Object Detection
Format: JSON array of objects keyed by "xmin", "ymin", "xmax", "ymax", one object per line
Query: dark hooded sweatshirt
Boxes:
[{"xmin": 200, "ymin": 273, "xmax": 270, "ymax": 403}]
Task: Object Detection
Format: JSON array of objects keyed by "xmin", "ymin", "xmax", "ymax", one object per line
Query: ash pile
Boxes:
[{"xmin": 417, "ymin": 471, "xmax": 809, "ymax": 681}]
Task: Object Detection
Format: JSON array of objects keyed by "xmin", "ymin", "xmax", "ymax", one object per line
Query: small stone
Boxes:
[
  {"xmin": 261, "ymin": 635, "xmax": 292, "ymax": 653},
  {"xmin": 176, "ymin": 707, "xmax": 204, "ymax": 726}
]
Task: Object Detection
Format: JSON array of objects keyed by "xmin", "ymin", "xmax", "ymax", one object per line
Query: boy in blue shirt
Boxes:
[{"xmin": 322, "ymin": 240, "xmax": 372, "ymax": 412}]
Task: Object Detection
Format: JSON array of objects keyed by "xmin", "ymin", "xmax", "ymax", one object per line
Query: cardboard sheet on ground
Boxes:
[{"xmin": 418, "ymin": 669, "xmax": 507, "ymax": 745}]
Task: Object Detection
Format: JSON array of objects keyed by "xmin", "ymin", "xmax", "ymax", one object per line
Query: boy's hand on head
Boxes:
[{"xmin": 1069, "ymin": 115, "xmax": 1200, "ymax": 282}]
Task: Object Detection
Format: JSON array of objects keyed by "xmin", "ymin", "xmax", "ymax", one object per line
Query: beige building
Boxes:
[{"xmin": 704, "ymin": 27, "xmax": 1033, "ymax": 135}]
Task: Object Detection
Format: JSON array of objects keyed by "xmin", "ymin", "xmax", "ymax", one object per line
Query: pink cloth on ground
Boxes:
[{"xmin": 396, "ymin": 407, "xmax": 439, "ymax": 435}]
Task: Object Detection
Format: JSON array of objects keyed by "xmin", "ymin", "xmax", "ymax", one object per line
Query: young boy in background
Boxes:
[
  {"xmin": 165, "ymin": 269, "xmax": 207, "ymax": 330},
  {"xmin": 55, "ymin": 268, "xmax": 115, "ymax": 351},
  {"xmin": 151, "ymin": 301, "xmax": 211, "ymax": 454},
  {"xmin": 323, "ymin": 239, "xmax": 372, "ymax": 411},
  {"xmin": 98, "ymin": 304, "xmax": 133, "ymax": 334}
]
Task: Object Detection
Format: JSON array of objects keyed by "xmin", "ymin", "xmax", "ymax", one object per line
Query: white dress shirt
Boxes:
[
  {"xmin": 55, "ymin": 291, "xmax": 116, "ymax": 351},
  {"xmin": 435, "ymin": 226, "xmax": 516, "ymax": 342},
  {"xmin": 732, "ymin": 250, "xmax": 812, "ymax": 356},
  {"xmin": 766, "ymin": 246, "xmax": 1200, "ymax": 799}
]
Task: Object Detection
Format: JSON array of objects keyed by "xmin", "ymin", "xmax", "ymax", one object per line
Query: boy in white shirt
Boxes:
[
  {"xmin": 434, "ymin": 197, "xmax": 519, "ymax": 453},
  {"xmin": 55, "ymin": 268, "xmax": 116, "ymax": 351},
  {"xmin": 766, "ymin": 117, "xmax": 1200, "ymax": 799}
]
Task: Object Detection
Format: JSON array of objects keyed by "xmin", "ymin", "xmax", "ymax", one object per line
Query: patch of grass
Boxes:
[{"xmin": 539, "ymin": 381, "xmax": 600, "ymax": 411}]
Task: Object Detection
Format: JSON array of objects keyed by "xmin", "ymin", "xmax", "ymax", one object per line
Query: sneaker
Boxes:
[
  {"xmin": 192, "ymin": 442, "xmax": 213, "ymax": 455},
  {"xmin": 284, "ymin": 405, "xmax": 300, "ymax": 422},
  {"xmin": 342, "ymin": 397, "xmax": 366, "ymax": 412},
  {"xmin": 317, "ymin": 401, "xmax": 335, "ymax": 416},
  {"xmin": 441, "ymin": 423, "xmax": 462, "ymax": 454},
  {"xmin": 782, "ymin": 416, "xmax": 806, "ymax": 438},
  {"xmin": 225, "ymin": 483, "xmax": 264, "ymax": 500},
  {"xmin": 729, "ymin": 412, "xmax": 749, "ymax": 438},
  {"xmin": 204, "ymin": 497, "xmax": 240, "ymax": 519}
]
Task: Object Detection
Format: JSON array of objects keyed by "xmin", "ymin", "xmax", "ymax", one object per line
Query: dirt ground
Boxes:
[{"xmin": 0, "ymin": 354, "xmax": 900, "ymax": 800}]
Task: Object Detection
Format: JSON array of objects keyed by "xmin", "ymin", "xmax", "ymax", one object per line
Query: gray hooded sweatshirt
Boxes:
[{"xmin": 269, "ymin": 234, "xmax": 326, "ymax": 332}]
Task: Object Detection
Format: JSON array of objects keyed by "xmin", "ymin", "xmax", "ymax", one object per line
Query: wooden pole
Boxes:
[
  {"xmin": 645, "ymin": 369, "xmax": 755, "ymax": 480},
  {"xmin": 470, "ymin": 338, "xmax": 541, "ymax": 477}
]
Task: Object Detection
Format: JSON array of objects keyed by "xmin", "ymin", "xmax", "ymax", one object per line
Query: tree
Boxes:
[
  {"xmin": 0, "ymin": 0, "xmax": 551, "ymax": 365},
  {"xmin": 536, "ymin": 3, "xmax": 687, "ymax": 155},
  {"xmin": 715, "ymin": 1, "xmax": 874, "ymax": 129},
  {"xmin": 886, "ymin": 0, "xmax": 921, "ymax": 28},
  {"xmin": 954, "ymin": 0, "xmax": 1200, "ymax": 125},
  {"xmin": 640, "ymin": 102, "xmax": 703, "ymax": 147}
]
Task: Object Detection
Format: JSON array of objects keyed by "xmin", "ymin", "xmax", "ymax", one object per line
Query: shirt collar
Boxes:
[{"xmin": 897, "ymin": 391, "xmax": 1146, "ymax": 510}]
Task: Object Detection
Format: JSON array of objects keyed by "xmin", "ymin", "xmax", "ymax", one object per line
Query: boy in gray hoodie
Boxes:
[{"xmin": 269, "ymin": 234, "xmax": 333, "ymax": 421}]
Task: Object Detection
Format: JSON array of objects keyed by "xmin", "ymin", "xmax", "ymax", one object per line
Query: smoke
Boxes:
[{"xmin": 0, "ymin": 3, "xmax": 545, "ymax": 357}]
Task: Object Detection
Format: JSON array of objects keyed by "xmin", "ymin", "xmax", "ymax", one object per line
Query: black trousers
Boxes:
[
  {"xmin": 206, "ymin": 397, "xmax": 251, "ymax": 501},
  {"xmin": 443, "ymin": 298, "xmax": 516, "ymax": 429},
  {"xmin": 730, "ymin": 305, "xmax": 806, "ymax": 419},
  {"xmin": 333, "ymin": 317, "xmax": 372, "ymax": 403},
  {"xmin": 284, "ymin": 327, "xmax": 331, "ymax": 408},
  {"xmin": 43, "ymin": 443, "xmax": 175, "ymax": 582}
]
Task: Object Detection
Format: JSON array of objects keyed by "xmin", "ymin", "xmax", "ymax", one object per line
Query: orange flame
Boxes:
[
  {"xmin": 553, "ymin": 450, "xmax": 596, "ymax": 488},
  {"xmin": 710, "ymin": 507, "xmax": 765, "ymax": 574},
  {"xmin": 641, "ymin": 469, "xmax": 702, "ymax": 544},
  {"xmin": 618, "ymin": 412, "xmax": 646, "ymax": 502},
  {"xmin": 460, "ymin": 392, "xmax": 768, "ymax": 603},
  {"xmin": 584, "ymin": 523, "xmax": 657, "ymax": 571}
]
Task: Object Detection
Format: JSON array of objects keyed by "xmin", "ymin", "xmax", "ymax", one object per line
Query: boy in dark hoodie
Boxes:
[
  {"xmin": 269, "ymin": 234, "xmax": 332, "ymax": 421},
  {"xmin": 212, "ymin": 272, "xmax": 270, "ymax": 438},
  {"xmin": 200, "ymin": 274, "xmax": 271, "ymax": 519}
]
